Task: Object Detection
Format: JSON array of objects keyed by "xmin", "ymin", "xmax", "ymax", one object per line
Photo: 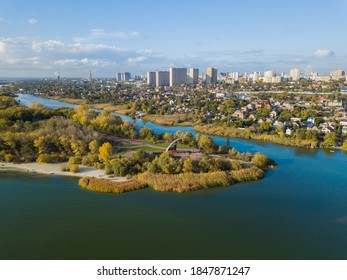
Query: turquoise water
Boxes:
[{"xmin": 0, "ymin": 94, "xmax": 346, "ymax": 260}]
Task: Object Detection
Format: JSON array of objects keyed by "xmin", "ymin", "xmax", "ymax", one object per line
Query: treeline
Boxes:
[{"xmin": 194, "ymin": 124, "xmax": 320, "ymax": 149}]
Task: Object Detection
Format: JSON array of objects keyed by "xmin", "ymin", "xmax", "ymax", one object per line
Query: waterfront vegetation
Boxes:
[
  {"xmin": 79, "ymin": 149, "xmax": 272, "ymax": 193},
  {"xmin": 7, "ymin": 79, "xmax": 347, "ymax": 150},
  {"xmin": 194, "ymin": 124, "xmax": 319, "ymax": 148},
  {"xmin": 79, "ymin": 176, "xmax": 147, "ymax": 194},
  {"xmin": 79, "ymin": 166, "xmax": 265, "ymax": 193},
  {"xmin": 142, "ymin": 113, "xmax": 194, "ymax": 126},
  {"xmin": 1, "ymin": 92, "xmax": 275, "ymax": 193}
]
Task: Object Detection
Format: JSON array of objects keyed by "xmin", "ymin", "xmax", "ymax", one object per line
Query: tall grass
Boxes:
[
  {"xmin": 136, "ymin": 171, "xmax": 233, "ymax": 193},
  {"xmin": 79, "ymin": 177, "xmax": 147, "ymax": 194},
  {"xmin": 230, "ymin": 166, "xmax": 264, "ymax": 182},
  {"xmin": 79, "ymin": 168, "xmax": 266, "ymax": 194}
]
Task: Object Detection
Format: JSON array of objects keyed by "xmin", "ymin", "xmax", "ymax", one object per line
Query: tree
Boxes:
[
  {"xmin": 89, "ymin": 140, "xmax": 99, "ymax": 155},
  {"xmin": 139, "ymin": 127, "xmax": 154, "ymax": 140},
  {"xmin": 121, "ymin": 121, "xmax": 136, "ymax": 139},
  {"xmin": 320, "ymin": 133, "xmax": 336, "ymax": 148},
  {"xmin": 182, "ymin": 132, "xmax": 193, "ymax": 145},
  {"xmin": 198, "ymin": 157, "xmax": 211, "ymax": 173},
  {"xmin": 162, "ymin": 133, "xmax": 174, "ymax": 143},
  {"xmin": 251, "ymin": 152, "xmax": 268, "ymax": 168},
  {"xmin": 157, "ymin": 152, "xmax": 179, "ymax": 174},
  {"xmin": 183, "ymin": 157, "xmax": 196, "ymax": 173},
  {"xmin": 198, "ymin": 135, "xmax": 217, "ymax": 153},
  {"xmin": 99, "ymin": 142, "xmax": 113, "ymax": 164}
]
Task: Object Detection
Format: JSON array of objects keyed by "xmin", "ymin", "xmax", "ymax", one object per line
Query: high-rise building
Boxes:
[
  {"xmin": 147, "ymin": 71, "xmax": 156, "ymax": 86},
  {"xmin": 117, "ymin": 73, "xmax": 122, "ymax": 81},
  {"xmin": 253, "ymin": 72, "xmax": 259, "ymax": 82},
  {"xmin": 156, "ymin": 71, "xmax": 170, "ymax": 87},
  {"xmin": 264, "ymin": 70, "xmax": 276, "ymax": 78},
  {"xmin": 229, "ymin": 72, "xmax": 239, "ymax": 81},
  {"xmin": 169, "ymin": 67, "xmax": 187, "ymax": 86},
  {"xmin": 188, "ymin": 68, "xmax": 199, "ymax": 85},
  {"xmin": 206, "ymin": 67, "xmax": 217, "ymax": 84},
  {"xmin": 330, "ymin": 70, "xmax": 345, "ymax": 77},
  {"xmin": 290, "ymin": 68, "xmax": 301, "ymax": 81},
  {"xmin": 121, "ymin": 72, "xmax": 131, "ymax": 81}
]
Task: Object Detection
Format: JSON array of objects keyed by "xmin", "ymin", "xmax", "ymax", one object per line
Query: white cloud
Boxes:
[
  {"xmin": 74, "ymin": 29, "xmax": 140, "ymax": 42},
  {"xmin": 127, "ymin": 56, "xmax": 147, "ymax": 63},
  {"xmin": 314, "ymin": 49, "xmax": 335, "ymax": 58},
  {"xmin": 0, "ymin": 42, "xmax": 6, "ymax": 54},
  {"xmin": 32, "ymin": 40, "xmax": 65, "ymax": 52},
  {"xmin": 68, "ymin": 43, "xmax": 127, "ymax": 53},
  {"xmin": 53, "ymin": 58, "xmax": 114, "ymax": 67},
  {"xmin": 137, "ymin": 49, "xmax": 153, "ymax": 54},
  {"xmin": 28, "ymin": 18, "xmax": 38, "ymax": 25}
]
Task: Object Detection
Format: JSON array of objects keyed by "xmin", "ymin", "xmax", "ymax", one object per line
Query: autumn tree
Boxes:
[{"xmin": 99, "ymin": 142, "xmax": 113, "ymax": 164}]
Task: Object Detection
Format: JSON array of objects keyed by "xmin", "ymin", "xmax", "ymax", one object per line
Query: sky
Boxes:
[{"xmin": 1, "ymin": 0, "xmax": 347, "ymax": 78}]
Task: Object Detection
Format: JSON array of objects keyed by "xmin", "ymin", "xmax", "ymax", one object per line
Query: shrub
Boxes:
[
  {"xmin": 61, "ymin": 164, "xmax": 70, "ymax": 172},
  {"xmin": 81, "ymin": 153, "xmax": 100, "ymax": 167},
  {"xmin": 69, "ymin": 156, "xmax": 81, "ymax": 165},
  {"xmin": 70, "ymin": 164, "xmax": 79, "ymax": 173},
  {"xmin": 231, "ymin": 166, "xmax": 264, "ymax": 182},
  {"xmin": 251, "ymin": 152, "xmax": 269, "ymax": 168}
]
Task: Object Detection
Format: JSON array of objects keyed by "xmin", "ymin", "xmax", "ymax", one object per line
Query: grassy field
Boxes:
[
  {"xmin": 90, "ymin": 103, "xmax": 132, "ymax": 115},
  {"xmin": 116, "ymin": 145, "xmax": 164, "ymax": 155},
  {"xmin": 144, "ymin": 140, "xmax": 191, "ymax": 149},
  {"xmin": 143, "ymin": 114, "xmax": 195, "ymax": 126},
  {"xmin": 48, "ymin": 96, "xmax": 87, "ymax": 105}
]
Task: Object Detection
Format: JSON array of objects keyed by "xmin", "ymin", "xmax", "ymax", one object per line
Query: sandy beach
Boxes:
[{"xmin": 0, "ymin": 162, "xmax": 127, "ymax": 182}]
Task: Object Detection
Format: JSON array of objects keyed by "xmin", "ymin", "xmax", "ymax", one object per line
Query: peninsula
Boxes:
[{"xmin": 0, "ymin": 93, "xmax": 275, "ymax": 193}]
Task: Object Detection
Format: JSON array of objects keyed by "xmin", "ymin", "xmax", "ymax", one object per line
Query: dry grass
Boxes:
[
  {"xmin": 91, "ymin": 103, "xmax": 131, "ymax": 115},
  {"xmin": 79, "ymin": 176, "xmax": 147, "ymax": 193},
  {"xmin": 143, "ymin": 114, "xmax": 194, "ymax": 126},
  {"xmin": 136, "ymin": 171, "xmax": 233, "ymax": 193},
  {"xmin": 230, "ymin": 166, "xmax": 264, "ymax": 182}
]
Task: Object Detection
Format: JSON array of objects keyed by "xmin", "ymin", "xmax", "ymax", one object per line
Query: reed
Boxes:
[
  {"xmin": 136, "ymin": 171, "xmax": 233, "ymax": 193},
  {"xmin": 79, "ymin": 177, "xmax": 147, "ymax": 193}
]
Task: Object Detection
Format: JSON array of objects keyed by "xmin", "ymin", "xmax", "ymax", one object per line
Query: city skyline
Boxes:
[{"xmin": 1, "ymin": 0, "xmax": 347, "ymax": 77}]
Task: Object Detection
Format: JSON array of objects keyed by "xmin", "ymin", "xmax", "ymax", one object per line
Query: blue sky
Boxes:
[{"xmin": 1, "ymin": 0, "xmax": 346, "ymax": 77}]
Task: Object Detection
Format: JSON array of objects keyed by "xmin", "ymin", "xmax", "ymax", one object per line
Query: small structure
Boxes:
[{"xmin": 166, "ymin": 138, "xmax": 183, "ymax": 152}]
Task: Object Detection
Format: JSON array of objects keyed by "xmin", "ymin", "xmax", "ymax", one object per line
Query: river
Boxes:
[{"xmin": 0, "ymin": 94, "xmax": 347, "ymax": 259}]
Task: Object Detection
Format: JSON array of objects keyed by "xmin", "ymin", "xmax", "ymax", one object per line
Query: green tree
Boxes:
[
  {"xmin": 251, "ymin": 152, "xmax": 269, "ymax": 168},
  {"xmin": 320, "ymin": 133, "xmax": 336, "ymax": 148},
  {"xmin": 198, "ymin": 135, "xmax": 217, "ymax": 153},
  {"xmin": 89, "ymin": 140, "xmax": 100, "ymax": 154},
  {"xmin": 183, "ymin": 157, "xmax": 196, "ymax": 173}
]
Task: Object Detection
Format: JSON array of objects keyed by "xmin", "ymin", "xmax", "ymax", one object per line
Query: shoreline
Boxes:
[
  {"xmin": 0, "ymin": 162, "xmax": 127, "ymax": 182},
  {"xmin": 20, "ymin": 94, "xmax": 346, "ymax": 151}
]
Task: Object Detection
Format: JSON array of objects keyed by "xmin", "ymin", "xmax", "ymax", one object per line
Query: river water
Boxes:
[{"xmin": 0, "ymin": 94, "xmax": 346, "ymax": 259}]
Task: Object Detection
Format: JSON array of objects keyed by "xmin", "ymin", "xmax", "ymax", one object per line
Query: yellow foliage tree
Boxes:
[{"xmin": 99, "ymin": 142, "xmax": 113, "ymax": 164}]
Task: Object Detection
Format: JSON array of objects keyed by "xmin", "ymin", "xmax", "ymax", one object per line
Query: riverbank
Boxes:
[
  {"xmin": 142, "ymin": 114, "xmax": 195, "ymax": 126},
  {"xmin": 0, "ymin": 162, "xmax": 127, "ymax": 182},
  {"xmin": 42, "ymin": 96, "xmax": 196, "ymax": 126},
  {"xmin": 194, "ymin": 124, "xmax": 319, "ymax": 149}
]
